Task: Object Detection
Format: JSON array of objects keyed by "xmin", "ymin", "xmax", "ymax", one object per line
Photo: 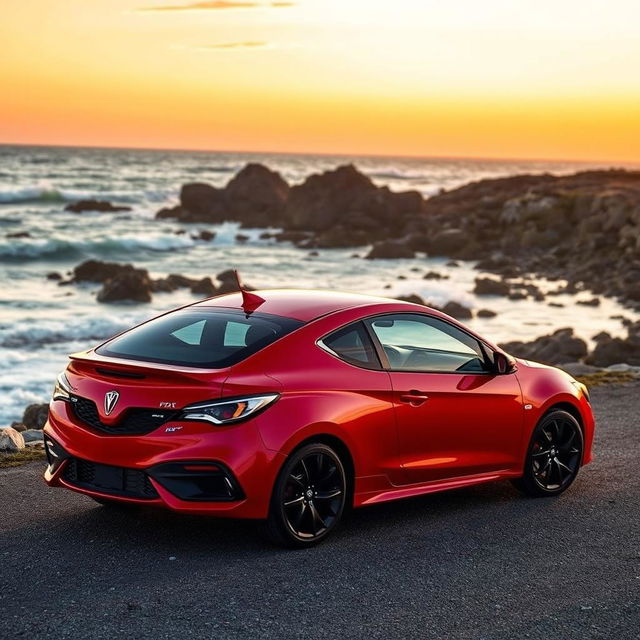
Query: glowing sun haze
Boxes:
[{"xmin": 2, "ymin": 0, "xmax": 639, "ymax": 162}]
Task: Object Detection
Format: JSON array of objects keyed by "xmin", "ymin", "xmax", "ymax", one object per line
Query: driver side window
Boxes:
[{"xmin": 367, "ymin": 314, "xmax": 488, "ymax": 373}]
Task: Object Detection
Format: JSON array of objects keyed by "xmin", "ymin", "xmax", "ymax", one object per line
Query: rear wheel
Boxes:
[
  {"xmin": 513, "ymin": 410, "xmax": 583, "ymax": 497},
  {"xmin": 265, "ymin": 443, "xmax": 347, "ymax": 548}
]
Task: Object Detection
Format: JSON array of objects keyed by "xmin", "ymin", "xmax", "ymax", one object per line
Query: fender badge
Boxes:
[
  {"xmin": 165, "ymin": 426, "xmax": 183, "ymax": 433},
  {"xmin": 524, "ymin": 404, "xmax": 533, "ymax": 410}
]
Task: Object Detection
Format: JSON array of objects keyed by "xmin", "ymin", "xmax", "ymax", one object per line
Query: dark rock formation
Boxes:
[
  {"xmin": 190, "ymin": 277, "xmax": 217, "ymax": 297},
  {"xmin": 6, "ymin": 231, "xmax": 31, "ymax": 238},
  {"xmin": 440, "ymin": 301, "xmax": 472, "ymax": 320},
  {"xmin": 366, "ymin": 241, "xmax": 414, "ymax": 260},
  {"xmin": 97, "ymin": 271, "xmax": 153, "ymax": 303},
  {"xmin": 499, "ymin": 328, "xmax": 588, "ymax": 365},
  {"xmin": 225, "ymin": 163, "xmax": 290, "ymax": 227},
  {"xmin": 46, "ymin": 272, "xmax": 62, "ymax": 281},
  {"xmin": 396, "ymin": 294, "xmax": 426, "ymax": 305},
  {"xmin": 65, "ymin": 200, "xmax": 131, "ymax": 213},
  {"xmin": 474, "ymin": 277, "xmax": 510, "ymax": 296},
  {"xmin": 585, "ymin": 322, "xmax": 640, "ymax": 367},
  {"xmin": 22, "ymin": 403, "xmax": 49, "ymax": 429},
  {"xmin": 477, "ymin": 308, "xmax": 497, "ymax": 318}
]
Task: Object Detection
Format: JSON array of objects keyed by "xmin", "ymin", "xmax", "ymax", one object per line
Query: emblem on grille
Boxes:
[{"xmin": 104, "ymin": 390, "xmax": 120, "ymax": 416}]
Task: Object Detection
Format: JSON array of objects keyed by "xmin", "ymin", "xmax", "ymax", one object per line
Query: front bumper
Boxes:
[{"xmin": 43, "ymin": 399, "xmax": 284, "ymax": 518}]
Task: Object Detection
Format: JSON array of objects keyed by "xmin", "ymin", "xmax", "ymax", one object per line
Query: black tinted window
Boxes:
[
  {"xmin": 320, "ymin": 322, "xmax": 380, "ymax": 369},
  {"xmin": 97, "ymin": 309, "xmax": 303, "ymax": 368},
  {"xmin": 367, "ymin": 314, "xmax": 487, "ymax": 373}
]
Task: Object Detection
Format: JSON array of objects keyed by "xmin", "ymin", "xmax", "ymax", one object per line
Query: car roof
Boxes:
[{"xmin": 195, "ymin": 289, "xmax": 412, "ymax": 322}]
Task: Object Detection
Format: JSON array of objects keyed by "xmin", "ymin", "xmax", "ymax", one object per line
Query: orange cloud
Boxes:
[{"xmin": 140, "ymin": 0, "xmax": 293, "ymax": 10}]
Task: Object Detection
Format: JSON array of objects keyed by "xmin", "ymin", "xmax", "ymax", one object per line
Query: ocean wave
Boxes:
[
  {"xmin": 0, "ymin": 233, "xmax": 195, "ymax": 260},
  {"xmin": 368, "ymin": 170, "xmax": 426, "ymax": 181},
  {"xmin": 0, "ymin": 184, "xmax": 141, "ymax": 205},
  {"xmin": 0, "ymin": 314, "xmax": 144, "ymax": 349}
]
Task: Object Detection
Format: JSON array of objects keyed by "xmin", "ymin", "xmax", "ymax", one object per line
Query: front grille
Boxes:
[
  {"xmin": 63, "ymin": 457, "xmax": 158, "ymax": 499},
  {"xmin": 70, "ymin": 395, "xmax": 178, "ymax": 435}
]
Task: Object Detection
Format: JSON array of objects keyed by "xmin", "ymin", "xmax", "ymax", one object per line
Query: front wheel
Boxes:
[
  {"xmin": 265, "ymin": 443, "xmax": 347, "ymax": 548},
  {"xmin": 513, "ymin": 410, "xmax": 583, "ymax": 497}
]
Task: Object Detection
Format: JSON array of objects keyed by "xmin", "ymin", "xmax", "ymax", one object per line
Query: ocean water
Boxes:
[{"xmin": 0, "ymin": 144, "xmax": 636, "ymax": 427}]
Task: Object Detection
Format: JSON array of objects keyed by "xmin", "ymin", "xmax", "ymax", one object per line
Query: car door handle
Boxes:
[{"xmin": 399, "ymin": 391, "xmax": 429, "ymax": 405}]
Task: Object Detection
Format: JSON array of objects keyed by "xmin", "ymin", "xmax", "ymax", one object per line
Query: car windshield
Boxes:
[{"xmin": 96, "ymin": 308, "xmax": 303, "ymax": 368}]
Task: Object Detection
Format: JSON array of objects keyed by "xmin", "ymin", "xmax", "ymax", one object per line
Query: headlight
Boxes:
[
  {"xmin": 181, "ymin": 394, "xmax": 279, "ymax": 426},
  {"xmin": 52, "ymin": 372, "xmax": 73, "ymax": 402},
  {"xmin": 571, "ymin": 380, "xmax": 590, "ymax": 403}
]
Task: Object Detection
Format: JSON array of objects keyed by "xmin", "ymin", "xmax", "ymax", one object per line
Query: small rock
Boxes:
[
  {"xmin": 577, "ymin": 297, "xmax": 601, "ymax": 307},
  {"xmin": 97, "ymin": 272, "xmax": 153, "ymax": 303},
  {"xmin": 46, "ymin": 271, "xmax": 62, "ymax": 281},
  {"xmin": 365, "ymin": 241, "xmax": 414, "ymax": 260},
  {"xmin": 21, "ymin": 429, "xmax": 44, "ymax": 443},
  {"xmin": 474, "ymin": 277, "xmax": 510, "ymax": 296},
  {"xmin": 192, "ymin": 230, "xmax": 216, "ymax": 242},
  {"xmin": 423, "ymin": 271, "xmax": 449, "ymax": 280},
  {"xmin": 6, "ymin": 231, "xmax": 31, "ymax": 239},
  {"xmin": 190, "ymin": 277, "xmax": 217, "ymax": 297},
  {"xmin": 441, "ymin": 301, "xmax": 472, "ymax": 319},
  {"xmin": 65, "ymin": 200, "xmax": 131, "ymax": 213},
  {"xmin": 477, "ymin": 308, "xmax": 497, "ymax": 318},
  {"xmin": 235, "ymin": 233, "xmax": 250, "ymax": 243},
  {"xmin": 0, "ymin": 427, "xmax": 25, "ymax": 452}
]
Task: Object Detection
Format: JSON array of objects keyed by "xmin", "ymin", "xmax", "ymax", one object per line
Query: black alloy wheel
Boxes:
[
  {"xmin": 266, "ymin": 443, "xmax": 347, "ymax": 547},
  {"xmin": 514, "ymin": 409, "xmax": 583, "ymax": 497}
]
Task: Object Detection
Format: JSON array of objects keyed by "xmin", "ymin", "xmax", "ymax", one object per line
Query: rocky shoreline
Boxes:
[{"xmin": 151, "ymin": 163, "xmax": 640, "ymax": 311}]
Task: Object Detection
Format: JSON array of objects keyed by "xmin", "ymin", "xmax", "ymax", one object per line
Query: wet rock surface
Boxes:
[
  {"xmin": 65, "ymin": 200, "xmax": 132, "ymax": 213},
  {"xmin": 499, "ymin": 328, "xmax": 589, "ymax": 365},
  {"xmin": 157, "ymin": 164, "xmax": 640, "ymax": 309}
]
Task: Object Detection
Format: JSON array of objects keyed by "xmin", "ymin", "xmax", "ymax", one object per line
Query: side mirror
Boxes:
[{"xmin": 494, "ymin": 352, "xmax": 512, "ymax": 374}]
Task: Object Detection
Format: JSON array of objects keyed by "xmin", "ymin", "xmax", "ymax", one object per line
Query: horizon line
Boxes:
[{"xmin": 0, "ymin": 140, "xmax": 638, "ymax": 168}]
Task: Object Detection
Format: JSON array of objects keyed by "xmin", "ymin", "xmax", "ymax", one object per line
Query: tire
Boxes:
[
  {"xmin": 265, "ymin": 443, "xmax": 347, "ymax": 548},
  {"xmin": 512, "ymin": 409, "xmax": 584, "ymax": 497}
]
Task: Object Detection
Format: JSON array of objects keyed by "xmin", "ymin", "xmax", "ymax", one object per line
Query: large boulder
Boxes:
[
  {"xmin": 22, "ymin": 403, "xmax": 49, "ymax": 429},
  {"xmin": 65, "ymin": 200, "xmax": 131, "ymax": 213},
  {"xmin": 97, "ymin": 271, "xmax": 153, "ymax": 303},
  {"xmin": 225, "ymin": 163, "xmax": 289, "ymax": 227},
  {"xmin": 499, "ymin": 328, "xmax": 588, "ymax": 365},
  {"xmin": 284, "ymin": 164, "xmax": 377, "ymax": 231},
  {"xmin": 0, "ymin": 427, "xmax": 25, "ymax": 453},
  {"xmin": 179, "ymin": 183, "xmax": 227, "ymax": 222}
]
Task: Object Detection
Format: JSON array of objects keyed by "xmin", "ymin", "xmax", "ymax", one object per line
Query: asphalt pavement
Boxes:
[{"xmin": 1, "ymin": 383, "xmax": 638, "ymax": 639}]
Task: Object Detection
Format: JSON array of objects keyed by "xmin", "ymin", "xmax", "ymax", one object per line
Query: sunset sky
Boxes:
[{"xmin": 1, "ymin": 0, "xmax": 639, "ymax": 162}]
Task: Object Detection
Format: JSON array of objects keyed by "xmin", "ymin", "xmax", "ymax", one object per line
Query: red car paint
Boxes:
[{"xmin": 44, "ymin": 290, "xmax": 595, "ymax": 519}]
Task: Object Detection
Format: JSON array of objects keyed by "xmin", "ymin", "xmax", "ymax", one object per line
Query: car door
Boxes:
[{"xmin": 365, "ymin": 313, "xmax": 523, "ymax": 484}]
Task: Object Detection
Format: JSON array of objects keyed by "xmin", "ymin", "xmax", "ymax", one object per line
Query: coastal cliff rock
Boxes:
[
  {"xmin": 585, "ymin": 321, "xmax": 640, "ymax": 367},
  {"xmin": 156, "ymin": 163, "xmax": 289, "ymax": 226},
  {"xmin": 425, "ymin": 170, "xmax": 640, "ymax": 308},
  {"xmin": 499, "ymin": 328, "xmax": 588, "ymax": 365}
]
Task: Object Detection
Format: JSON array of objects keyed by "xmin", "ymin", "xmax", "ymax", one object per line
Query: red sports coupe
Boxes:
[{"xmin": 44, "ymin": 289, "xmax": 594, "ymax": 547}]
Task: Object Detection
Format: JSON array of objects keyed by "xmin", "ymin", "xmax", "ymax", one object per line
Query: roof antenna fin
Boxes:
[{"xmin": 234, "ymin": 270, "xmax": 265, "ymax": 314}]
